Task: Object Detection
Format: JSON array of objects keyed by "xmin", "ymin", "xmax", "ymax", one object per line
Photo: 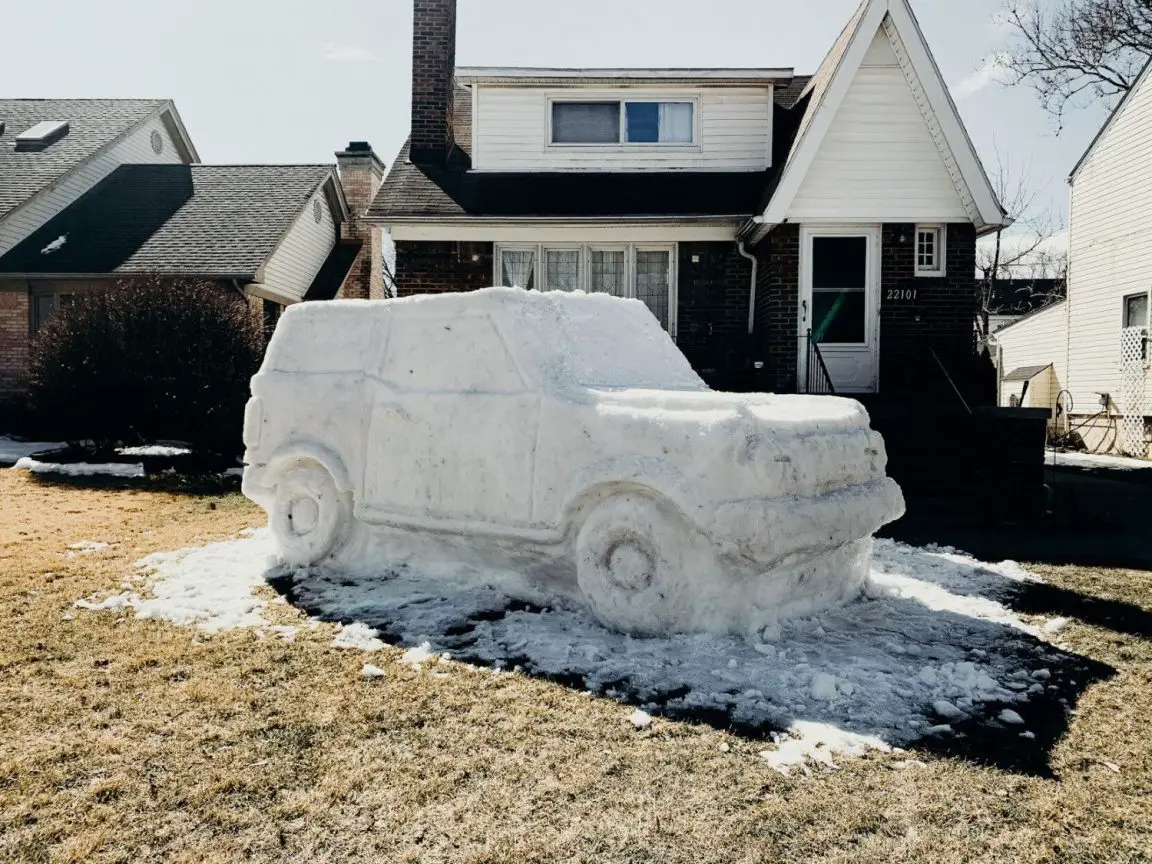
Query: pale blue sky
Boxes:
[{"xmin": 2, "ymin": 0, "xmax": 1117, "ymax": 227}]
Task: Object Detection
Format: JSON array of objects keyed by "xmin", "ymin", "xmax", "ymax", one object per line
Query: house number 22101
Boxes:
[{"xmin": 886, "ymin": 289, "xmax": 918, "ymax": 302}]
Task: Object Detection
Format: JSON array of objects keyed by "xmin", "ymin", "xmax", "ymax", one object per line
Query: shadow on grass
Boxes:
[
  {"xmin": 265, "ymin": 543, "xmax": 1118, "ymax": 779},
  {"xmin": 21, "ymin": 470, "xmax": 242, "ymax": 497}
]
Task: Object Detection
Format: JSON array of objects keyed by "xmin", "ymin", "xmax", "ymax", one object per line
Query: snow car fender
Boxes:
[
  {"xmin": 246, "ymin": 442, "xmax": 354, "ymax": 507},
  {"xmin": 560, "ymin": 455, "xmax": 705, "ymax": 532}
]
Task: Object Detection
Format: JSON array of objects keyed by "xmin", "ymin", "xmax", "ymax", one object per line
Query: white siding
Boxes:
[
  {"xmin": 992, "ymin": 302, "xmax": 1069, "ymax": 422},
  {"xmin": 258, "ymin": 186, "xmax": 337, "ymax": 303},
  {"xmin": 787, "ymin": 29, "xmax": 968, "ymax": 222},
  {"xmin": 1067, "ymin": 69, "xmax": 1152, "ymax": 414},
  {"xmin": 471, "ymin": 86, "xmax": 772, "ymax": 173},
  {"xmin": 0, "ymin": 114, "xmax": 186, "ymax": 257}
]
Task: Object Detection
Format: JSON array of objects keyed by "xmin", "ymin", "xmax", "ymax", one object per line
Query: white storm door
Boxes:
[{"xmin": 799, "ymin": 227, "xmax": 880, "ymax": 394}]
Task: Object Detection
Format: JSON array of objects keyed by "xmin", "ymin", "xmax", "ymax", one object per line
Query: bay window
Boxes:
[
  {"xmin": 496, "ymin": 243, "xmax": 676, "ymax": 336},
  {"xmin": 550, "ymin": 99, "xmax": 696, "ymax": 146}
]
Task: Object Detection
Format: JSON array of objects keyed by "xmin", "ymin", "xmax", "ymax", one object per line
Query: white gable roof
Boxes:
[
  {"xmin": 754, "ymin": 0, "xmax": 1006, "ymax": 237},
  {"xmin": 1070, "ymin": 57, "xmax": 1152, "ymax": 181}
]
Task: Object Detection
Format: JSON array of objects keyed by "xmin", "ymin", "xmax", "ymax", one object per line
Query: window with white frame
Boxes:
[
  {"xmin": 1124, "ymin": 292, "xmax": 1149, "ymax": 329},
  {"xmin": 495, "ymin": 244, "xmax": 676, "ymax": 334},
  {"xmin": 915, "ymin": 225, "xmax": 946, "ymax": 276},
  {"xmin": 550, "ymin": 100, "xmax": 695, "ymax": 146}
]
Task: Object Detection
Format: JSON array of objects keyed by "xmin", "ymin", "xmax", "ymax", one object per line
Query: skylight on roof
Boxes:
[{"xmin": 16, "ymin": 120, "xmax": 69, "ymax": 144}]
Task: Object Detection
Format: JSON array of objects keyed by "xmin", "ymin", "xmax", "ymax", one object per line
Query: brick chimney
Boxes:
[
  {"xmin": 411, "ymin": 0, "xmax": 457, "ymax": 164},
  {"xmin": 336, "ymin": 141, "xmax": 386, "ymax": 300}
]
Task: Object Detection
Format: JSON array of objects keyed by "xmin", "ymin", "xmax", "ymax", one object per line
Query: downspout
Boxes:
[{"xmin": 736, "ymin": 239, "xmax": 758, "ymax": 335}]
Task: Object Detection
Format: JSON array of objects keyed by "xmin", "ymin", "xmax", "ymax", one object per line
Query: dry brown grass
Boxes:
[{"xmin": 1, "ymin": 470, "xmax": 1150, "ymax": 863}]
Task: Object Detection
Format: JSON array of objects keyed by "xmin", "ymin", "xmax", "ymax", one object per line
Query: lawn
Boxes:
[{"xmin": 1, "ymin": 470, "xmax": 1150, "ymax": 863}]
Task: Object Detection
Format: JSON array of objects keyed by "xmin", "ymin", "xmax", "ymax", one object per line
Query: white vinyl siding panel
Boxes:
[
  {"xmin": 0, "ymin": 115, "xmax": 185, "ymax": 257},
  {"xmin": 993, "ymin": 302, "xmax": 1068, "ymax": 418},
  {"xmin": 787, "ymin": 30, "xmax": 968, "ymax": 222},
  {"xmin": 259, "ymin": 188, "xmax": 337, "ymax": 303},
  {"xmin": 472, "ymin": 86, "xmax": 772, "ymax": 172},
  {"xmin": 1067, "ymin": 70, "xmax": 1152, "ymax": 412}
]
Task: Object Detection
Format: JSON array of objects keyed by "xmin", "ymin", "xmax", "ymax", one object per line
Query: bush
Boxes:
[{"xmin": 29, "ymin": 277, "xmax": 266, "ymax": 455}]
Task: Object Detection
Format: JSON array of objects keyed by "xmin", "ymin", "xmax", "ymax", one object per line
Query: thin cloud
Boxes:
[
  {"xmin": 322, "ymin": 42, "xmax": 376, "ymax": 63},
  {"xmin": 952, "ymin": 54, "xmax": 1010, "ymax": 102}
]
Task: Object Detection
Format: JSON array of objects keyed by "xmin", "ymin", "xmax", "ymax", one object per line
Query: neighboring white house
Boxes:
[{"xmin": 993, "ymin": 60, "xmax": 1152, "ymax": 458}]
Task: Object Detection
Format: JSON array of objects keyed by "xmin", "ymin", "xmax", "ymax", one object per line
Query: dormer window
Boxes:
[{"xmin": 550, "ymin": 99, "xmax": 696, "ymax": 146}]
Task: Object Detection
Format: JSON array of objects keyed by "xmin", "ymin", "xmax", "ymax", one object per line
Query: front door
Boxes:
[{"xmin": 799, "ymin": 226, "xmax": 880, "ymax": 394}]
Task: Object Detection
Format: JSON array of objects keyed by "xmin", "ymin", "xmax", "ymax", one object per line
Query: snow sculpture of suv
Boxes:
[{"xmin": 243, "ymin": 288, "xmax": 904, "ymax": 636}]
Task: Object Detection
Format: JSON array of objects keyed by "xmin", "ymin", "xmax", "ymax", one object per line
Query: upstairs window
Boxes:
[
  {"xmin": 915, "ymin": 225, "xmax": 946, "ymax": 277},
  {"xmin": 551, "ymin": 102, "xmax": 621, "ymax": 144},
  {"xmin": 550, "ymin": 100, "xmax": 695, "ymax": 145}
]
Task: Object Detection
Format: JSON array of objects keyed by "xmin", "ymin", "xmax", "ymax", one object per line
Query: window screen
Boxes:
[
  {"xmin": 552, "ymin": 102, "xmax": 620, "ymax": 144},
  {"xmin": 589, "ymin": 250, "xmax": 627, "ymax": 296},
  {"xmin": 545, "ymin": 249, "xmax": 581, "ymax": 291},
  {"xmin": 1124, "ymin": 293, "xmax": 1149, "ymax": 328},
  {"xmin": 500, "ymin": 249, "xmax": 536, "ymax": 289}
]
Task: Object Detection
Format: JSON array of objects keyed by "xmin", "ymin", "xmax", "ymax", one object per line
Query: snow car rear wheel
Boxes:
[
  {"xmin": 576, "ymin": 494, "xmax": 689, "ymax": 634},
  {"xmin": 270, "ymin": 461, "xmax": 352, "ymax": 566}
]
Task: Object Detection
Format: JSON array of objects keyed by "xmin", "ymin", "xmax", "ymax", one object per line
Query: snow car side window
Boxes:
[{"xmin": 379, "ymin": 314, "xmax": 526, "ymax": 393}]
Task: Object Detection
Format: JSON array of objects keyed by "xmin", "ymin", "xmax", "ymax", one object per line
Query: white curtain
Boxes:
[
  {"xmin": 659, "ymin": 103, "xmax": 693, "ymax": 143},
  {"xmin": 501, "ymin": 250, "xmax": 535, "ymax": 289},
  {"xmin": 546, "ymin": 250, "xmax": 581, "ymax": 291},
  {"xmin": 589, "ymin": 250, "xmax": 626, "ymax": 296}
]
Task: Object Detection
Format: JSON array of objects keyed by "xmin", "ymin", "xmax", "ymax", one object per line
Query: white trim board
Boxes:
[
  {"xmin": 388, "ymin": 223, "xmax": 740, "ymax": 242},
  {"xmin": 754, "ymin": 0, "xmax": 1006, "ymax": 240}
]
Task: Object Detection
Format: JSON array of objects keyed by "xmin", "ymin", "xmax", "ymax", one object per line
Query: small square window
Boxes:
[{"xmin": 915, "ymin": 225, "xmax": 945, "ymax": 277}]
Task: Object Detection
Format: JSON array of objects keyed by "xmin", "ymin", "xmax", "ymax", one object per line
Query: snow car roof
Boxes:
[{"xmin": 268, "ymin": 288, "xmax": 709, "ymax": 394}]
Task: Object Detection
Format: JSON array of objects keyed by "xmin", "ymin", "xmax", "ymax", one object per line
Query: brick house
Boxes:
[
  {"xmin": 0, "ymin": 99, "xmax": 384, "ymax": 395},
  {"xmin": 368, "ymin": 0, "xmax": 1009, "ymax": 400}
]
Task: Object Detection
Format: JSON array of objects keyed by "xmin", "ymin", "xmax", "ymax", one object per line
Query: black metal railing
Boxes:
[{"xmin": 803, "ymin": 330, "xmax": 836, "ymax": 395}]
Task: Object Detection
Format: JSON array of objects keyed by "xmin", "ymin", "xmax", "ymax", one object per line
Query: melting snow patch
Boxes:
[
  {"xmin": 77, "ymin": 531, "xmax": 1081, "ymax": 774},
  {"xmin": 999, "ymin": 709, "xmax": 1025, "ymax": 726},
  {"xmin": 15, "ymin": 457, "xmax": 144, "ymax": 478},
  {"xmin": 40, "ymin": 235, "xmax": 67, "ymax": 255},
  {"xmin": 116, "ymin": 445, "xmax": 192, "ymax": 458},
  {"xmin": 399, "ymin": 642, "xmax": 438, "ymax": 668},
  {"xmin": 362, "ymin": 664, "xmax": 387, "ymax": 679},
  {"xmin": 332, "ymin": 622, "xmax": 385, "ymax": 652},
  {"xmin": 1044, "ymin": 618, "xmax": 1070, "ymax": 634},
  {"xmin": 0, "ymin": 436, "xmax": 65, "ymax": 464},
  {"xmin": 74, "ymin": 529, "xmax": 276, "ymax": 631},
  {"xmin": 629, "ymin": 709, "xmax": 654, "ymax": 729}
]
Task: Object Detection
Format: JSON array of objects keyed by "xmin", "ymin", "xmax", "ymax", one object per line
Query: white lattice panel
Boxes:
[{"xmin": 1120, "ymin": 327, "xmax": 1148, "ymax": 457}]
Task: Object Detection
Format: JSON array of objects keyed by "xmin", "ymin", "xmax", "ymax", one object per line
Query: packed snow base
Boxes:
[
  {"xmin": 244, "ymin": 288, "xmax": 903, "ymax": 636},
  {"xmin": 76, "ymin": 529, "xmax": 1084, "ymax": 774}
]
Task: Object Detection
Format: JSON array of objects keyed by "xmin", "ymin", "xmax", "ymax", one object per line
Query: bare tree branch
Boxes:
[
  {"xmin": 976, "ymin": 149, "xmax": 1067, "ymax": 338},
  {"xmin": 1001, "ymin": 0, "xmax": 1152, "ymax": 128}
]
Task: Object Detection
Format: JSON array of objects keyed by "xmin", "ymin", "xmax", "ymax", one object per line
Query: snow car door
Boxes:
[{"xmin": 363, "ymin": 313, "xmax": 540, "ymax": 526}]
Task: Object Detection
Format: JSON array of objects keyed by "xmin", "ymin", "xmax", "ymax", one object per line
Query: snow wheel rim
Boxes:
[
  {"xmin": 270, "ymin": 462, "xmax": 350, "ymax": 566},
  {"xmin": 576, "ymin": 494, "xmax": 687, "ymax": 635}
]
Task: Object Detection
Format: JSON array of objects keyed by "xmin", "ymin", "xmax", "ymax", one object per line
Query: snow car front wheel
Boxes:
[
  {"xmin": 269, "ymin": 461, "xmax": 352, "ymax": 566},
  {"xmin": 576, "ymin": 493, "xmax": 689, "ymax": 634}
]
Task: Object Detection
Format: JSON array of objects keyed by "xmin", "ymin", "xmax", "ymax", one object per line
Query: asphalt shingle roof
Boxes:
[
  {"xmin": 0, "ymin": 164, "xmax": 333, "ymax": 278},
  {"xmin": 0, "ymin": 99, "xmax": 169, "ymax": 220}
]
